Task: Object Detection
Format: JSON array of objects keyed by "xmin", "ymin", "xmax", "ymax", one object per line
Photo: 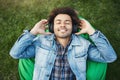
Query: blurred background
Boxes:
[{"xmin": 0, "ymin": 0, "xmax": 120, "ymax": 80}]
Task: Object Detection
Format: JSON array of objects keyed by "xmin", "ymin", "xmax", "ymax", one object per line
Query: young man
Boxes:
[{"xmin": 10, "ymin": 7, "xmax": 117, "ymax": 80}]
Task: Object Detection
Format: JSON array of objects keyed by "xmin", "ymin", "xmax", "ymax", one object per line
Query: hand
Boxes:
[
  {"xmin": 75, "ymin": 19, "xmax": 95, "ymax": 35},
  {"xmin": 30, "ymin": 19, "xmax": 52, "ymax": 35}
]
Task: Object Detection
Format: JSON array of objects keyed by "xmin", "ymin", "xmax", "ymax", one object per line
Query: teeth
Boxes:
[{"xmin": 60, "ymin": 30, "xmax": 66, "ymax": 32}]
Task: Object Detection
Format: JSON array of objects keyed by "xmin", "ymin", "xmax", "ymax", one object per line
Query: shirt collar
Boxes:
[{"xmin": 46, "ymin": 34, "xmax": 82, "ymax": 46}]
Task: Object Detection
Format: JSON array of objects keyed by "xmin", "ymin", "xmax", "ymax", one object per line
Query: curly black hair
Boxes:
[{"xmin": 48, "ymin": 7, "xmax": 80, "ymax": 27}]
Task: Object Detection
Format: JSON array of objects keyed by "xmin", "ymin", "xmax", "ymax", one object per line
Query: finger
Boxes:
[
  {"xmin": 36, "ymin": 19, "xmax": 47, "ymax": 26},
  {"xmin": 80, "ymin": 20, "xmax": 86, "ymax": 24},
  {"xmin": 42, "ymin": 32, "xmax": 52, "ymax": 35},
  {"xmin": 40, "ymin": 26, "xmax": 46, "ymax": 30},
  {"xmin": 78, "ymin": 26, "xmax": 82, "ymax": 29},
  {"xmin": 39, "ymin": 20, "xmax": 48, "ymax": 29},
  {"xmin": 75, "ymin": 31, "xmax": 82, "ymax": 35},
  {"xmin": 45, "ymin": 25, "xmax": 49, "ymax": 30},
  {"xmin": 41, "ymin": 19, "xmax": 48, "ymax": 24}
]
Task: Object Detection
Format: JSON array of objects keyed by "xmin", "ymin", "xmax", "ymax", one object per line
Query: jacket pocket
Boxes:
[
  {"xmin": 75, "ymin": 57, "xmax": 86, "ymax": 73},
  {"xmin": 74, "ymin": 48, "xmax": 87, "ymax": 60},
  {"xmin": 35, "ymin": 47, "xmax": 50, "ymax": 68},
  {"xmin": 74, "ymin": 49, "xmax": 87, "ymax": 72}
]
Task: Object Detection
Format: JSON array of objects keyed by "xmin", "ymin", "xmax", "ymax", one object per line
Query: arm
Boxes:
[
  {"xmin": 76, "ymin": 18, "xmax": 117, "ymax": 63},
  {"xmin": 10, "ymin": 30, "xmax": 37, "ymax": 59},
  {"xmin": 88, "ymin": 30, "xmax": 117, "ymax": 63},
  {"xmin": 10, "ymin": 19, "xmax": 51, "ymax": 59}
]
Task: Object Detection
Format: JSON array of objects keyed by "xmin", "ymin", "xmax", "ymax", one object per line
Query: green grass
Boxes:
[{"xmin": 0, "ymin": 0, "xmax": 120, "ymax": 80}]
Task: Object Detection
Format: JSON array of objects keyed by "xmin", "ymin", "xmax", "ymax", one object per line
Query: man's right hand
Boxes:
[{"xmin": 30, "ymin": 19, "xmax": 52, "ymax": 35}]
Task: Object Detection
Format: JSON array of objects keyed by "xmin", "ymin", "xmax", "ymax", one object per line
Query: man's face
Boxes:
[{"xmin": 54, "ymin": 14, "xmax": 72, "ymax": 38}]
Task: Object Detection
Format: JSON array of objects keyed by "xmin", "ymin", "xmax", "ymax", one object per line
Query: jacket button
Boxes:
[
  {"xmin": 49, "ymin": 62, "xmax": 52, "ymax": 65},
  {"xmin": 46, "ymin": 74, "xmax": 50, "ymax": 77}
]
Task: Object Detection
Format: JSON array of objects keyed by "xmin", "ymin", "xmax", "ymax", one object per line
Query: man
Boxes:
[
  {"xmin": 10, "ymin": 7, "xmax": 117, "ymax": 80},
  {"xmin": 18, "ymin": 17, "xmax": 107, "ymax": 80}
]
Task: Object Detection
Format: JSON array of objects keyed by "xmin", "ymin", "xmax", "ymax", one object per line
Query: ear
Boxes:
[
  {"xmin": 72, "ymin": 25, "xmax": 79, "ymax": 33},
  {"xmin": 48, "ymin": 23, "xmax": 54, "ymax": 33}
]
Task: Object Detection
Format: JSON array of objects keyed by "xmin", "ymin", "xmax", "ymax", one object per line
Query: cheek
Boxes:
[
  {"xmin": 53, "ymin": 26, "xmax": 59, "ymax": 34},
  {"xmin": 67, "ymin": 26, "xmax": 72, "ymax": 31},
  {"xmin": 53, "ymin": 26, "xmax": 58, "ymax": 31},
  {"xmin": 69, "ymin": 29, "xmax": 72, "ymax": 33}
]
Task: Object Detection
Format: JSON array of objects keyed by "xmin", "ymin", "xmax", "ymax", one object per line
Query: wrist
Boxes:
[
  {"xmin": 88, "ymin": 28, "xmax": 96, "ymax": 35},
  {"xmin": 30, "ymin": 29, "xmax": 38, "ymax": 35}
]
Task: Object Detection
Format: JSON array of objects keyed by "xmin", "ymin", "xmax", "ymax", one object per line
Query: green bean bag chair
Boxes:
[{"xmin": 18, "ymin": 33, "xmax": 107, "ymax": 80}]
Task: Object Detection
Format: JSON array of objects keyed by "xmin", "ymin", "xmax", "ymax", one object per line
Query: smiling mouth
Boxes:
[{"xmin": 58, "ymin": 29, "xmax": 67, "ymax": 33}]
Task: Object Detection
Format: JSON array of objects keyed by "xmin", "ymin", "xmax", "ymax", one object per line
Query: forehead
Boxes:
[{"xmin": 54, "ymin": 14, "xmax": 72, "ymax": 22}]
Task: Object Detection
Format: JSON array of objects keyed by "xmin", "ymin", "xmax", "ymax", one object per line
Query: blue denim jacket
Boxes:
[{"xmin": 10, "ymin": 30, "xmax": 117, "ymax": 80}]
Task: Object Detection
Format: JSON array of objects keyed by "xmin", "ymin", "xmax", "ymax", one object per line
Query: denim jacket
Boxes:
[{"xmin": 10, "ymin": 30, "xmax": 117, "ymax": 80}]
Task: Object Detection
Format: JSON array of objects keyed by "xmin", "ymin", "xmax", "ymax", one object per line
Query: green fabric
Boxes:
[
  {"xmin": 19, "ymin": 58, "xmax": 34, "ymax": 80},
  {"xmin": 87, "ymin": 60, "xmax": 107, "ymax": 80}
]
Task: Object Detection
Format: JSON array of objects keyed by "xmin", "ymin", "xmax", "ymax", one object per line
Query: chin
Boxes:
[{"xmin": 57, "ymin": 34, "xmax": 71, "ymax": 38}]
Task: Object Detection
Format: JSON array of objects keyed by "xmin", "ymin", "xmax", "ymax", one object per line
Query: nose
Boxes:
[{"xmin": 61, "ymin": 23, "xmax": 65, "ymax": 27}]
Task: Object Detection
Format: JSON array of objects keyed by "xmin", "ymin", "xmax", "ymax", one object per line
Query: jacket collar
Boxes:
[
  {"xmin": 46, "ymin": 34, "xmax": 55, "ymax": 41},
  {"xmin": 46, "ymin": 34, "xmax": 82, "ymax": 46},
  {"xmin": 70, "ymin": 34, "xmax": 82, "ymax": 46}
]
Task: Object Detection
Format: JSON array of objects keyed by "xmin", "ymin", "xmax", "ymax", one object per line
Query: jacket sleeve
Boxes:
[
  {"xmin": 87, "ymin": 30, "xmax": 117, "ymax": 63},
  {"xmin": 10, "ymin": 30, "xmax": 37, "ymax": 59}
]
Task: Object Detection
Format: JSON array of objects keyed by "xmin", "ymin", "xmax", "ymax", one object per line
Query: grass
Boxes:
[{"xmin": 0, "ymin": 0, "xmax": 120, "ymax": 80}]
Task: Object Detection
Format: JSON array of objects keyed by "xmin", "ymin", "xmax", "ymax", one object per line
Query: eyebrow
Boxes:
[{"xmin": 55, "ymin": 19, "xmax": 72, "ymax": 22}]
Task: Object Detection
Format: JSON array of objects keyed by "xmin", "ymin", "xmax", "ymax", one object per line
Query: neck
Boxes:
[{"xmin": 56, "ymin": 37, "xmax": 71, "ymax": 48}]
